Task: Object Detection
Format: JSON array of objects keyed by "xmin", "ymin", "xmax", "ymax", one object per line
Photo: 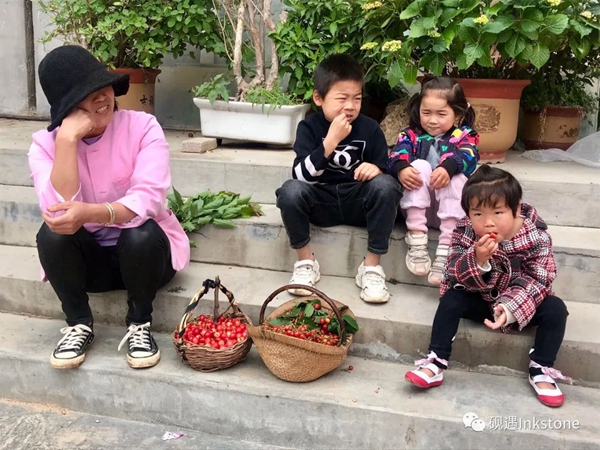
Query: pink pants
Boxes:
[{"xmin": 400, "ymin": 159, "xmax": 467, "ymax": 246}]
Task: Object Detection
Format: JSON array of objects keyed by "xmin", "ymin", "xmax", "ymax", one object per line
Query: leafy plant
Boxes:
[
  {"xmin": 167, "ymin": 188, "xmax": 264, "ymax": 246},
  {"xmin": 244, "ymin": 84, "xmax": 298, "ymax": 111},
  {"xmin": 192, "ymin": 74, "xmax": 233, "ymax": 104},
  {"xmin": 360, "ymin": 0, "xmax": 600, "ymax": 86},
  {"xmin": 267, "ymin": 299, "xmax": 360, "ymax": 343},
  {"xmin": 270, "ymin": 0, "xmax": 367, "ymax": 101},
  {"xmin": 521, "ymin": 75, "xmax": 599, "ymax": 120},
  {"xmin": 38, "ymin": 0, "xmax": 223, "ymax": 69}
]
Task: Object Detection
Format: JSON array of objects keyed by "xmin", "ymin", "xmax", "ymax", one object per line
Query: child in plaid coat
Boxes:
[{"xmin": 405, "ymin": 165, "xmax": 571, "ymax": 407}]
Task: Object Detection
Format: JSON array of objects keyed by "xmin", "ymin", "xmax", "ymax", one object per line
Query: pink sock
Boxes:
[
  {"xmin": 439, "ymin": 218, "xmax": 458, "ymax": 246},
  {"xmin": 406, "ymin": 207, "xmax": 428, "ymax": 234}
]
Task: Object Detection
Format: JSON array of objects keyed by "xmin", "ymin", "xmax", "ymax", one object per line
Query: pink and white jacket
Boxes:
[
  {"xmin": 28, "ymin": 109, "xmax": 190, "ymax": 273},
  {"xmin": 441, "ymin": 203, "xmax": 557, "ymax": 331}
]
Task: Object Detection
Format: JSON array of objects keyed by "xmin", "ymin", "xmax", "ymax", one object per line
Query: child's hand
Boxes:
[
  {"xmin": 399, "ymin": 166, "xmax": 423, "ymax": 190},
  {"xmin": 326, "ymin": 113, "xmax": 352, "ymax": 146},
  {"xmin": 354, "ymin": 162, "xmax": 382, "ymax": 182},
  {"xmin": 430, "ymin": 167, "xmax": 450, "ymax": 190},
  {"xmin": 475, "ymin": 233, "xmax": 498, "ymax": 267},
  {"xmin": 484, "ymin": 305, "xmax": 507, "ymax": 330}
]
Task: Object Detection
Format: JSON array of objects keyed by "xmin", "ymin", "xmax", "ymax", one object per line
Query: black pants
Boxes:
[
  {"xmin": 37, "ymin": 220, "xmax": 176, "ymax": 327},
  {"xmin": 429, "ymin": 288, "xmax": 568, "ymax": 368},
  {"xmin": 275, "ymin": 174, "xmax": 403, "ymax": 255}
]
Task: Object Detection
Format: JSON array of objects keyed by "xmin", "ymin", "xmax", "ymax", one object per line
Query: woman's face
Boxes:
[{"xmin": 77, "ymin": 86, "xmax": 115, "ymax": 137}]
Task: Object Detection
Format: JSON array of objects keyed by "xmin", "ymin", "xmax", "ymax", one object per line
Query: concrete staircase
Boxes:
[{"xmin": 1, "ymin": 118, "xmax": 600, "ymax": 448}]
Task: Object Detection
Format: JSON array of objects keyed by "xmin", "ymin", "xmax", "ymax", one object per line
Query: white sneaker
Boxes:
[
  {"xmin": 355, "ymin": 262, "xmax": 389, "ymax": 303},
  {"xmin": 405, "ymin": 232, "xmax": 431, "ymax": 276},
  {"xmin": 288, "ymin": 259, "xmax": 321, "ymax": 296},
  {"xmin": 428, "ymin": 245, "xmax": 449, "ymax": 287}
]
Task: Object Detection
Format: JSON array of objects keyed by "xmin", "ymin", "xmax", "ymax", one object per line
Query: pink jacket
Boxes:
[{"xmin": 28, "ymin": 110, "xmax": 190, "ymax": 272}]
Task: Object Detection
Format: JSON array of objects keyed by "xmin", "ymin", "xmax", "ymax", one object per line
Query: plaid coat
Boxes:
[{"xmin": 440, "ymin": 203, "xmax": 557, "ymax": 331}]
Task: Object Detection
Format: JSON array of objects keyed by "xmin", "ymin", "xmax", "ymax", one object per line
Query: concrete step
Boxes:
[
  {"xmin": 2, "ymin": 118, "xmax": 600, "ymax": 228},
  {"xmin": 0, "ymin": 398, "xmax": 290, "ymax": 450},
  {"xmin": 1, "ymin": 313, "xmax": 599, "ymax": 449},
  {"xmin": 1, "ymin": 245, "xmax": 599, "ymax": 386},
  {"xmin": 3, "ymin": 186, "xmax": 600, "ymax": 304}
]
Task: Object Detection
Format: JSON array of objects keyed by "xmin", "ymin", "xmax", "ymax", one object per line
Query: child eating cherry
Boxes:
[{"xmin": 405, "ymin": 165, "xmax": 571, "ymax": 408}]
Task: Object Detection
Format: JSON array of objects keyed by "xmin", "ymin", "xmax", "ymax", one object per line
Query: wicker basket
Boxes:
[
  {"xmin": 172, "ymin": 277, "xmax": 252, "ymax": 372},
  {"xmin": 248, "ymin": 284, "xmax": 355, "ymax": 382}
]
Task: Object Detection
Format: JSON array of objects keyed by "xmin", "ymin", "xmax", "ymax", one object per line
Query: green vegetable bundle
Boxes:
[{"xmin": 167, "ymin": 188, "xmax": 264, "ymax": 238}]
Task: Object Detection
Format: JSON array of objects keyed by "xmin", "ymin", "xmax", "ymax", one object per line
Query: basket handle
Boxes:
[
  {"xmin": 259, "ymin": 284, "xmax": 349, "ymax": 346},
  {"xmin": 174, "ymin": 276, "xmax": 239, "ymax": 342}
]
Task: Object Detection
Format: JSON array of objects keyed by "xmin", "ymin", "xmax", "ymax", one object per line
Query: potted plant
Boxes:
[
  {"xmin": 191, "ymin": 0, "xmax": 310, "ymax": 147},
  {"xmin": 269, "ymin": 0, "xmax": 408, "ymax": 126},
  {"xmin": 521, "ymin": 74, "xmax": 599, "ymax": 150},
  {"xmin": 359, "ymin": 0, "xmax": 600, "ymax": 162},
  {"xmin": 38, "ymin": 0, "xmax": 222, "ymax": 114}
]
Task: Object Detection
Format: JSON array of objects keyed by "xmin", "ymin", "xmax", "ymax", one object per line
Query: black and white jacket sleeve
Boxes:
[{"xmin": 292, "ymin": 120, "xmax": 330, "ymax": 184}]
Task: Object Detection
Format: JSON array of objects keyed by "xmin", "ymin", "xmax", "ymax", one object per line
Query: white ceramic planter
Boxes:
[{"xmin": 193, "ymin": 98, "xmax": 310, "ymax": 147}]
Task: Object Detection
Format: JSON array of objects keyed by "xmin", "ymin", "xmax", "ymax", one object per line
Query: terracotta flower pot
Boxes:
[
  {"xmin": 522, "ymin": 106, "xmax": 582, "ymax": 150},
  {"xmin": 110, "ymin": 68, "xmax": 161, "ymax": 115},
  {"xmin": 456, "ymin": 78, "xmax": 530, "ymax": 163}
]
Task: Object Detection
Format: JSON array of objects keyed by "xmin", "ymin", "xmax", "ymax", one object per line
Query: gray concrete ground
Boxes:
[
  {"xmin": 2, "ymin": 189, "xmax": 599, "ymax": 301},
  {"xmin": 1, "ymin": 314, "xmax": 600, "ymax": 449},
  {"xmin": 1, "ymin": 247, "xmax": 599, "ymax": 385},
  {"xmin": 0, "ymin": 398, "xmax": 291, "ymax": 450}
]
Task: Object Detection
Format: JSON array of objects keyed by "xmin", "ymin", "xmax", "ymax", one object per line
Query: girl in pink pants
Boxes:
[{"xmin": 388, "ymin": 77, "xmax": 480, "ymax": 286}]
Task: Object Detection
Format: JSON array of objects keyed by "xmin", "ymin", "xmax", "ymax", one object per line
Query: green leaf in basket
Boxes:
[
  {"xmin": 343, "ymin": 314, "xmax": 360, "ymax": 334},
  {"xmin": 297, "ymin": 316, "xmax": 319, "ymax": 329},
  {"xmin": 304, "ymin": 303, "xmax": 314, "ymax": 317},
  {"xmin": 288, "ymin": 306, "xmax": 302, "ymax": 318},
  {"xmin": 268, "ymin": 317, "xmax": 287, "ymax": 326}
]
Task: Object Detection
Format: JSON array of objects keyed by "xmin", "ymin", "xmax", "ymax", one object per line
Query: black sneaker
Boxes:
[
  {"xmin": 50, "ymin": 324, "xmax": 95, "ymax": 369},
  {"xmin": 117, "ymin": 322, "xmax": 160, "ymax": 369}
]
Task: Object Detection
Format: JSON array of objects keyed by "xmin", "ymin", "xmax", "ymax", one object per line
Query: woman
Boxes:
[{"xmin": 28, "ymin": 45, "xmax": 190, "ymax": 370}]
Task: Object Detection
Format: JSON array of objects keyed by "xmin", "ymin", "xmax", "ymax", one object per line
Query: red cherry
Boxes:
[
  {"xmin": 490, "ymin": 232, "xmax": 497, "ymax": 239},
  {"xmin": 314, "ymin": 303, "xmax": 321, "ymax": 310},
  {"xmin": 348, "ymin": 365, "xmax": 354, "ymax": 371}
]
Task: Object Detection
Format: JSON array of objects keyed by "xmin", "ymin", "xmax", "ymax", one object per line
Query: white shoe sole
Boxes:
[
  {"xmin": 127, "ymin": 349, "xmax": 161, "ymax": 369},
  {"xmin": 406, "ymin": 255, "xmax": 431, "ymax": 276},
  {"xmin": 355, "ymin": 275, "xmax": 390, "ymax": 303},
  {"xmin": 428, "ymin": 273, "xmax": 443, "ymax": 287},
  {"xmin": 50, "ymin": 353, "xmax": 85, "ymax": 369},
  {"xmin": 287, "ymin": 274, "xmax": 321, "ymax": 296}
]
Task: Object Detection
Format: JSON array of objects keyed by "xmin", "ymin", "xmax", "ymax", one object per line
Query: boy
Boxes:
[
  {"xmin": 404, "ymin": 165, "xmax": 570, "ymax": 407},
  {"xmin": 275, "ymin": 54, "xmax": 402, "ymax": 303}
]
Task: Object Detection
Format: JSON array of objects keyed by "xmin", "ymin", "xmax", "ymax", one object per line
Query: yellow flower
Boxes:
[
  {"xmin": 362, "ymin": 1, "xmax": 383, "ymax": 10},
  {"xmin": 473, "ymin": 15, "xmax": 489, "ymax": 25},
  {"xmin": 546, "ymin": 0, "xmax": 561, "ymax": 6},
  {"xmin": 381, "ymin": 40, "xmax": 402, "ymax": 52},
  {"xmin": 360, "ymin": 42, "xmax": 378, "ymax": 51},
  {"xmin": 580, "ymin": 11, "xmax": 594, "ymax": 19}
]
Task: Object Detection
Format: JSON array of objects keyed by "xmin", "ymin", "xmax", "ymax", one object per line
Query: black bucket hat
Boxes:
[{"xmin": 38, "ymin": 45, "xmax": 130, "ymax": 131}]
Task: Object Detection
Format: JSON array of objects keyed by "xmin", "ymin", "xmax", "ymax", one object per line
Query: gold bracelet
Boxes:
[{"xmin": 103, "ymin": 202, "xmax": 115, "ymax": 226}]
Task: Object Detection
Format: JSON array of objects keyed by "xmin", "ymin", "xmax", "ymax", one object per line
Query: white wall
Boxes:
[{"xmin": 0, "ymin": 0, "xmax": 30, "ymax": 115}]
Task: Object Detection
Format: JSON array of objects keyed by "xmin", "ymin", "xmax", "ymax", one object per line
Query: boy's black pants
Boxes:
[{"xmin": 275, "ymin": 174, "xmax": 403, "ymax": 255}]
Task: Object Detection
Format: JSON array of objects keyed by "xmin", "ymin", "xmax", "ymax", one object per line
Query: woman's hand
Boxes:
[
  {"xmin": 57, "ymin": 109, "xmax": 97, "ymax": 142},
  {"xmin": 43, "ymin": 201, "xmax": 93, "ymax": 235}
]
